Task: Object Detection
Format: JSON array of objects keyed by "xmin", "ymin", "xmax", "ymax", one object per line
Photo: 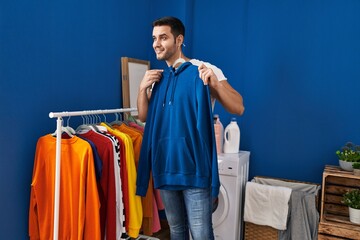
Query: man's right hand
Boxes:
[
  {"xmin": 139, "ymin": 69, "xmax": 164, "ymax": 94},
  {"xmin": 137, "ymin": 69, "xmax": 163, "ymax": 122}
]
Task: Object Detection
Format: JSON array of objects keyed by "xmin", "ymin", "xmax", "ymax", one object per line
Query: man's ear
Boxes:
[{"xmin": 176, "ymin": 35, "xmax": 184, "ymax": 47}]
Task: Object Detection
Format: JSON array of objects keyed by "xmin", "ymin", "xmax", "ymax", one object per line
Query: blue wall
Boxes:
[
  {"xmin": 192, "ymin": 0, "xmax": 360, "ymax": 183},
  {"xmin": 1, "ymin": 0, "xmax": 360, "ymax": 238},
  {"xmin": 0, "ymin": 0, "xmax": 152, "ymax": 238}
]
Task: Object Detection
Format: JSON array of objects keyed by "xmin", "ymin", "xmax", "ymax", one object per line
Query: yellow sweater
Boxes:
[{"xmin": 29, "ymin": 134, "xmax": 100, "ymax": 240}]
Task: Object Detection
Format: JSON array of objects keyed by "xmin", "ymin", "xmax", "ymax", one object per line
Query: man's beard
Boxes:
[{"xmin": 155, "ymin": 47, "xmax": 177, "ymax": 61}]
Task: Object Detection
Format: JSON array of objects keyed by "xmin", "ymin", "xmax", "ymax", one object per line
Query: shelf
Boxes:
[{"xmin": 318, "ymin": 165, "xmax": 360, "ymax": 239}]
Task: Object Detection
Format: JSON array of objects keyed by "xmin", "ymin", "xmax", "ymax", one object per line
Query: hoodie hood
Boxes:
[{"xmin": 162, "ymin": 62, "xmax": 192, "ymax": 107}]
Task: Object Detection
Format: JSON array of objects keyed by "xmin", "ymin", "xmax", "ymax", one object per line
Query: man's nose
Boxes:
[{"xmin": 153, "ymin": 39, "xmax": 160, "ymax": 47}]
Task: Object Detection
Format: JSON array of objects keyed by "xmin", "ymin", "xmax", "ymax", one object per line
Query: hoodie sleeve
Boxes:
[
  {"xmin": 195, "ymin": 76, "xmax": 220, "ymax": 197},
  {"xmin": 136, "ymin": 88, "xmax": 157, "ymax": 197},
  {"xmin": 135, "ymin": 136, "xmax": 151, "ymax": 196}
]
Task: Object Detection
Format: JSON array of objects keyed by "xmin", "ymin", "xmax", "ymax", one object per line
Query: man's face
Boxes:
[{"xmin": 152, "ymin": 25, "xmax": 179, "ymax": 65}]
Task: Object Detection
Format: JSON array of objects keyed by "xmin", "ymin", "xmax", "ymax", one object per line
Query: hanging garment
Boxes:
[
  {"xmin": 29, "ymin": 134, "xmax": 100, "ymax": 240},
  {"xmin": 279, "ymin": 191, "xmax": 319, "ymax": 240},
  {"xmin": 78, "ymin": 136, "xmax": 103, "ymax": 181},
  {"xmin": 115, "ymin": 133, "xmax": 130, "ymax": 234},
  {"xmin": 105, "ymin": 132, "xmax": 127, "ymax": 240},
  {"xmin": 101, "ymin": 123, "xmax": 143, "ymax": 239},
  {"xmin": 244, "ymin": 181, "xmax": 292, "ymax": 230},
  {"xmin": 113, "ymin": 123, "xmax": 154, "ymax": 236},
  {"xmin": 136, "ymin": 62, "xmax": 219, "ymax": 197},
  {"xmin": 112, "ymin": 123, "xmax": 142, "ymax": 167},
  {"xmin": 79, "ymin": 130, "xmax": 119, "ymax": 240},
  {"xmin": 117, "ymin": 122, "xmax": 163, "ymax": 236},
  {"xmin": 128, "ymin": 121, "xmax": 144, "ymax": 132}
]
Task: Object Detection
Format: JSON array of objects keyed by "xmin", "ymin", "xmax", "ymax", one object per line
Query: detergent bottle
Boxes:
[
  {"xmin": 213, "ymin": 114, "xmax": 224, "ymax": 154},
  {"xmin": 223, "ymin": 118, "xmax": 240, "ymax": 153}
]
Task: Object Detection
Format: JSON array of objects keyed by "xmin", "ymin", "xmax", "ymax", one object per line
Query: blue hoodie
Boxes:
[{"xmin": 136, "ymin": 62, "xmax": 219, "ymax": 197}]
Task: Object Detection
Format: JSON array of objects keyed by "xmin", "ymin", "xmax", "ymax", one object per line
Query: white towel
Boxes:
[{"xmin": 244, "ymin": 181, "xmax": 292, "ymax": 230}]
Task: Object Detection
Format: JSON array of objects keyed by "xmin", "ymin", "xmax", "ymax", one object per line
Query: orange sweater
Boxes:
[{"xmin": 29, "ymin": 134, "xmax": 100, "ymax": 240}]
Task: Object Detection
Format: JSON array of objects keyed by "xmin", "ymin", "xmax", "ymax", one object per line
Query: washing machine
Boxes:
[{"xmin": 213, "ymin": 151, "xmax": 250, "ymax": 240}]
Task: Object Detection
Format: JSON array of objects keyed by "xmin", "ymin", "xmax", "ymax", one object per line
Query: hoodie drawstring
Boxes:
[
  {"xmin": 169, "ymin": 75, "xmax": 178, "ymax": 105},
  {"xmin": 162, "ymin": 68, "xmax": 173, "ymax": 107}
]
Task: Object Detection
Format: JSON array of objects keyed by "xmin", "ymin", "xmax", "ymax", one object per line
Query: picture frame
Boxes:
[{"xmin": 121, "ymin": 57, "xmax": 150, "ymax": 115}]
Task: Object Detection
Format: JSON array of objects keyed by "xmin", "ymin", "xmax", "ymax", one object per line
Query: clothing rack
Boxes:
[{"xmin": 48, "ymin": 107, "xmax": 137, "ymax": 240}]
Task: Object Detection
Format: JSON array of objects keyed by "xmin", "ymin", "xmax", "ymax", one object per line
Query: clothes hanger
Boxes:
[
  {"xmin": 100, "ymin": 113, "xmax": 114, "ymax": 129},
  {"xmin": 173, "ymin": 57, "xmax": 186, "ymax": 68},
  {"xmin": 125, "ymin": 113, "xmax": 144, "ymax": 127},
  {"xmin": 76, "ymin": 115, "xmax": 93, "ymax": 134},
  {"xmin": 93, "ymin": 114, "xmax": 107, "ymax": 132},
  {"xmin": 172, "ymin": 46, "xmax": 186, "ymax": 68},
  {"xmin": 65, "ymin": 116, "xmax": 76, "ymax": 135},
  {"xmin": 51, "ymin": 117, "xmax": 74, "ymax": 138},
  {"xmin": 100, "ymin": 113, "xmax": 110, "ymax": 128},
  {"xmin": 124, "ymin": 113, "xmax": 134, "ymax": 123},
  {"xmin": 51, "ymin": 127, "xmax": 74, "ymax": 137},
  {"xmin": 110, "ymin": 112, "xmax": 124, "ymax": 126},
  {"xmin": 88, "ymin": 115, "xmax": 101, "ymax": 132}
]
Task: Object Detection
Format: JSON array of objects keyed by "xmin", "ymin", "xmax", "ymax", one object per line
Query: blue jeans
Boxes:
[{"xmin": 160, "ymin": 188, "xmax": 214, "ymax": 240}]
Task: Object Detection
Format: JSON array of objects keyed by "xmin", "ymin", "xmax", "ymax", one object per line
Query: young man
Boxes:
[
  {"xmin": 136, "ymin": 16, "xmax": 221, "ymax": 239},
  {"xmin": 136, "ymin": 17, "xmax": 245, "ymax": 123}
]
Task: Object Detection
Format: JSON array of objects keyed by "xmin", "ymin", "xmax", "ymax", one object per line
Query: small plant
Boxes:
[
  {"xmin": 353, "ymin": 162, "xmax": 360, "ymax": 170},
  {"xmin": 342, "ymin": 189, "xmax": 360, "ymax": 210},
  {"xmin": 336, "ymin": 142, "xmax": 360, "ymax": 162}
]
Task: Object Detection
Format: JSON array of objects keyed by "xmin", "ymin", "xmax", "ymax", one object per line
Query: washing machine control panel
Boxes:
[
  {"xmin": 218, "ymin": 159, "xmax": 238, "ymax": 176},
  {"xmin": 217, "ymin": 152, "xmax": 250, "ymax": 176}
]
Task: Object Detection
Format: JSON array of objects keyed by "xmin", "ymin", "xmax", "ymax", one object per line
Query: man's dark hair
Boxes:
[{"xmin": 153, "ymin": 16, "xmax": 185, "ymax": 38}]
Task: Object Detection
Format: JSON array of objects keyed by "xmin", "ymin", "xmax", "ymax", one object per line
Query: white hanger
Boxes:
[
  {"xmin": 76, "ymin": 115, "xmax": 93, "ymax": 134},
  {"xmin": 110, "ymin": 112, "xmax": 123, "ymax": 126},
  {"xmin": 93, "ymin": 114, "xmax": 107, "ymax": 132},
  {"xmin": 172, "ymin": 50, "xmax": 186, "ymax": 69},
  {"xmin": 65, "ymin": 116, "xmax": 76, "ymax": 135},
  {"xmin": 173, "ymin": 57, "xmax": 186, "ymax": 68},
  {"xmin": 51, "ymin": 118, "xmax": 74, "ymax": 138}
]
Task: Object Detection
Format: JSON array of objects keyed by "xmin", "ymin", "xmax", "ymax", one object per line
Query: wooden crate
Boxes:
[
  {"xmin": 318, "ymin": 219, "xmax": 360, "ymax": 239},
  {"xmin": 318, "ymin": 165, "xmax": 360, "ymax": 239},
  {"xmin": 318, "ymin": 233, "xmax": 351, "ymax": 239}
]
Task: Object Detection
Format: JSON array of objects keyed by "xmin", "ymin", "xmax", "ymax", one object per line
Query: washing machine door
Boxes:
[{"xmin": 212, "ymin": 185, "xmax": 229, "ymax": 228}]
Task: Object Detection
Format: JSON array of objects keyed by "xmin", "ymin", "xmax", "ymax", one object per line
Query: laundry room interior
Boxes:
[{"xmin": 1, "ymin": 0, "xmax": 360, "ymax": 239}]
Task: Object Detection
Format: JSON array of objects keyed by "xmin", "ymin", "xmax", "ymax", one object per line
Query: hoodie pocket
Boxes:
[{"xmin": 153, "ymin": 137, "xmax": 195, "ymax": 176}]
